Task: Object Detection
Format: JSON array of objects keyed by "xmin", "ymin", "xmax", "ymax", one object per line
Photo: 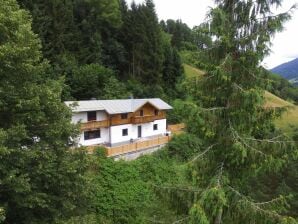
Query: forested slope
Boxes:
[
  {"xmin": 17, "ymin": 0, "xmax": 184, "ymax": 101},
  {"xmin": 1, "ymin": 0, "xmax": 298, "ymax": 223}
]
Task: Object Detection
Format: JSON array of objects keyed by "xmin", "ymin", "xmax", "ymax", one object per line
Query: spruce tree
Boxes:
[
  {"xmin": 155, "ymin": 0, "xmax": 297, "ymax": 223},
  {"xmin": 0, "ymin": 1, "xmax": 88, "ymax": 223},
  {"xmin": 183, "ymin": 0, "xmax": 297, "ymax": 223},
  {"xmin": 120, "ymin": 0, "xmax": 164, "ymax": 96}
]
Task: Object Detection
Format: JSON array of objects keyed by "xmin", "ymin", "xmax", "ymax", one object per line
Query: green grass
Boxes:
[
  {"xmin": 183, "ymin": 64, "xmax": 205, "ymax": 78},
  {"xmin": 183, "ymin": 63, "xmax": 298, "ymax": 135},
  {"xmin": 275, "ymin": 106, "xmax": 298, "ymax": 135},
  {"xmin": 264, "ymin": 91, "xmax": 293, "ymax": 108}
]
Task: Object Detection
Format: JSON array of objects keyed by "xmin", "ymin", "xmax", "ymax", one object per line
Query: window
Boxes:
[
  {"xmin": 154, "ymin": 109, "xmax": 159, "ymax": 116},
  {"xmin": 84, "ymin": 130, "xmax": 101, "ymax": 140},
  {"xmin": 153, "ymin": 124, "xmax": 158, "ymax": 130},
  {"xmin": 87, "ymin": 111, "xmax": 96, "ymax": 121},
  {"xmin": 122, "ymin": 128, "xmax": 128, "ymax": 136},
  {"xmin": 121, "ymin": 113, "xmax": 128, "ymax": 119},
  {"xmin": 140, "ymin": 110, "xmax": 144, "ymax": 116}
]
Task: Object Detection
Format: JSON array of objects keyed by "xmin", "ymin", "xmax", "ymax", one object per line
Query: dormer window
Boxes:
[{"xmin": 87, "ymin": 111, "xmax": 96, "ymax": 121}]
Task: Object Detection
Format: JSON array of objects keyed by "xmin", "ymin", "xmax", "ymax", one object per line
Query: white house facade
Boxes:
[{"xmin": 65, "ymin": 98, "xmax": 172, "ymax": 155}]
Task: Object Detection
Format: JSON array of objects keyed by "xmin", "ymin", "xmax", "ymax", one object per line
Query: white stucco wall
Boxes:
[
  {"xmin": 71, "ymin": 111, "xmax": 107, "ymax": 123},
  {"xmin": 72, "ymin": 112, "xmax": 86, "ymax": 123},
  {"xmin": 135, "ymin": 119, "xmax": 167, "ymax": 138},
  {"xmin": 78, "ymin": 127, "xmax": 109, "ymax": 146},
  {"xmin": 110, "ymin": 124, "xmax": 134, "ymax": 144},
  {"xmin": 110, "ymin": 119, "xmax": 167, "ymax": 145}
]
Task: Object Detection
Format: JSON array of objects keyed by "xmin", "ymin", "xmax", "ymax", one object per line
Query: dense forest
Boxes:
[{"xmin": 0, "ymin": 0, "xmax": 298, "ymax": 223}]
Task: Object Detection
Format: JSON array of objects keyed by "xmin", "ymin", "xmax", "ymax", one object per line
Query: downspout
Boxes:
[{"xmin": 108, "ymin": 114, "xmax": 112, "ymax": 147}]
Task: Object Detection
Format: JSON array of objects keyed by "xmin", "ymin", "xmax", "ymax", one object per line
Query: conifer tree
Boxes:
[
  {"xmin": 120, "ymin": 0, "xmax": 164, "ymax": 96},
  {"xmin": 0, "ymin": 1, "xmax": 88, "ymax": 223},
  {"xmin": 182, "ymin": 0, "xmax": 297, "ymax": 223},
  {"xmin": 155, "ymin": 0, "xmax": 297, "ymax": 223}
]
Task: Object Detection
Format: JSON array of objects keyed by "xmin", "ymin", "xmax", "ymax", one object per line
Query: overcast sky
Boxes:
[{"xmin": 127, "ymin": 0, "xmax": 298, "ymax": 69}]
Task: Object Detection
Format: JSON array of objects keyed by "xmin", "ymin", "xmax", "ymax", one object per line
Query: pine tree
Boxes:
[{"xmin": 0, "ymin": 1, "xmax": 88, "ymax": 223}]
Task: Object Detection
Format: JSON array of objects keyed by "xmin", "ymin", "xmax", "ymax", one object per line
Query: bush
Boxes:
[{"xmin": 167, "ymin": 133, "xmax": 202, "ymax": 161}]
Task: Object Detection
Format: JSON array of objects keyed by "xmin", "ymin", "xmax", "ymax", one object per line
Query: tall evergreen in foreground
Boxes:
[
  {"xmin": 0, "ymin": 1, "xmax": 88, "ymax": 223},
  {"xmin": 182, "ymin": 0, "xmax": 297, "ymax": 223}
]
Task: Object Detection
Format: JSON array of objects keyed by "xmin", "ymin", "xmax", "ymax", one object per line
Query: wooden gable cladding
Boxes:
[
  {"xmin": 131, "ymin": 102, "xmax": 166, "ymax": 124},
  {"xmin": 110, "ymin": 113, "xmax": 133, "ymax": 126},
  {"xmin": 134, "ymin": 102, "xmax": 158, "ymax": 116},
  {"xmin": 82, "ymin": 102, "xmax": 168, "ymax": 127}
]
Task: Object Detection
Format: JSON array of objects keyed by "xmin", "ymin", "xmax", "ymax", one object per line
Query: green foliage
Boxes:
[
  {"xmin": 119, "ymin": 0, "xmax": 164, "ymax": 94},
  {"xmin": 168, "ymin": 133, "xmax": 202, "ymax": 161},
  {"xmin": 17, "ymin": 0, "xmax": 122, "ymax": 65},
  {"xmin": 172, "ymin": 0, "xmax": 298, "ymax": 223},
  {"xmin": 200, "ymin": 187, "xmax": 227, "ymax": 221},
  {"xmin": 268, "ymin": 73, "xmax": 298, "ymax": 104},
  {"xmin": 87, "ymin": 153, "xmax": 151, "ymax": 223},
  {"xmin": 67, "ymin": 63, "xmax": 128, "ymax": 100},
  {"xmin": 0, "ymin": 1, "xmax": 89, "ymax": 223},
  {"xmin": 160, "ymin": 19, "xmax": 194, "ymax": 50},
  {"xmin": 133, "ymin": 150, "xmax": 182, "ymax": 184},
  {"xmin": 18, "ymin": 0, "xmax": 184, "ymax": 100},
  {"xmin": 60, "ymin": 149, "xmax": 189, "ymax": 224},
  {"xmin": 161, "ymin": 31, "xmax": 184, "ymax": 97},
  {"xmin": 189, "ymin": 203, "xmax": 209, "ymax": 224}
]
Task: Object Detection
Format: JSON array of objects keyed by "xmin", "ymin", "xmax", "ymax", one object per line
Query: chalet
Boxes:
[{"xmin": 65, "ymin": 98, "xmax": 172, "ymax": 157}]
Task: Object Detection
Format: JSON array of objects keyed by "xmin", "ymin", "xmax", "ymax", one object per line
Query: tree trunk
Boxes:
[{"xmin": 214, "ymin": 208, "xmax": 223, "ymax": 224}]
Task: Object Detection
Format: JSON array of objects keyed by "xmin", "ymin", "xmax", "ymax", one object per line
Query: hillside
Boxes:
[
  {"xmin": 183, "ymin": 64, "xmax": 205, "ymax": 77},
  {"xmin": 184, "ymin": 64, "xmax": 298, "ymax": 135},
  {"xmin": 271, "ymin": 58, "xmax": 298, "ymax": 85},
  {"xmin": 263, "ymin": 91, "xmax": 293, "ymax": 108}
]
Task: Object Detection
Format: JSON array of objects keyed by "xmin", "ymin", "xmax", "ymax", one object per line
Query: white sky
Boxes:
[{"xmin": 127, "ymin": 0, "xmax": 298, "ymax": 69}]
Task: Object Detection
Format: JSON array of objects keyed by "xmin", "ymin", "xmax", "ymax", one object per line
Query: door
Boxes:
[{"xmin": 138, "ymin": 125, "xmax": 142, "ymax": 138}]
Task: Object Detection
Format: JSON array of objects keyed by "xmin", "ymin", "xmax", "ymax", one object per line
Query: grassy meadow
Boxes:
[{"xmin": 183, "ymin": 64, "xmax": 298, "ymax": 136}]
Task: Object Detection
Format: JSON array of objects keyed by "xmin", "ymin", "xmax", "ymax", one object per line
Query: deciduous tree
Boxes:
[{"xmin": 0, "ymin": 1, "xmax": 88, "ymax": 223}]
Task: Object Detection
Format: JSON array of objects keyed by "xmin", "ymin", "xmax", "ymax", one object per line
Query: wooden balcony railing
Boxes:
[
  {"xmin": 131, "ymin": 114, "xmax": 166, "ymax": 124},
  {"xmin": 80, "ymin": 114, "xmax": 166, "ymax": 131},
  {"xmin": 106, "ymin": 135, "xmax": 170, "ymax": 157},
  {"xmin": 80, "ymin": 120, "xmax": 110, "ymax": 131},
  {"xmin": 167, "ymin": 123, "xmax": 185, "ymax": 135}
]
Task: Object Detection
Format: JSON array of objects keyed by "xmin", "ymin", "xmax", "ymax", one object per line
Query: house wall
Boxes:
[
  {"xmin": 110, "ymin": 124, "xmax": 133, "ymax": 144},
  {"xmin": 137, "ymin": 119, "xmax": 167, "ymax": 138},
  {"xmin": 78, "ymin": 127, "xmax": 109, "ymax": 146},
  {"xmin": 110, "ymin": 119, "xmax": 167, "ymax": 145},
  {"xmin": 72, "ymin": 111, "xmax": 108, "ymax": 123}
]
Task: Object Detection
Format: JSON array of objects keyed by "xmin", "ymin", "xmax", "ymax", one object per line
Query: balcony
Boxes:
[
  {"xmin": 131, "ymin": 114, "xmax": 165, "ymax": 124},
  {"xmin": 80, "ymin": 120, "xmax": 110, "ymax": 131},
  {"xmin": 106, "ymin": 135, "xmax": 170, "ymax": 157}
]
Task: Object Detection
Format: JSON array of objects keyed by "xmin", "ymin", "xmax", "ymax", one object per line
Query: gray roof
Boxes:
[{"xmin": 65, "ymin": 98, "xmax": 172, "ymax": 114}]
